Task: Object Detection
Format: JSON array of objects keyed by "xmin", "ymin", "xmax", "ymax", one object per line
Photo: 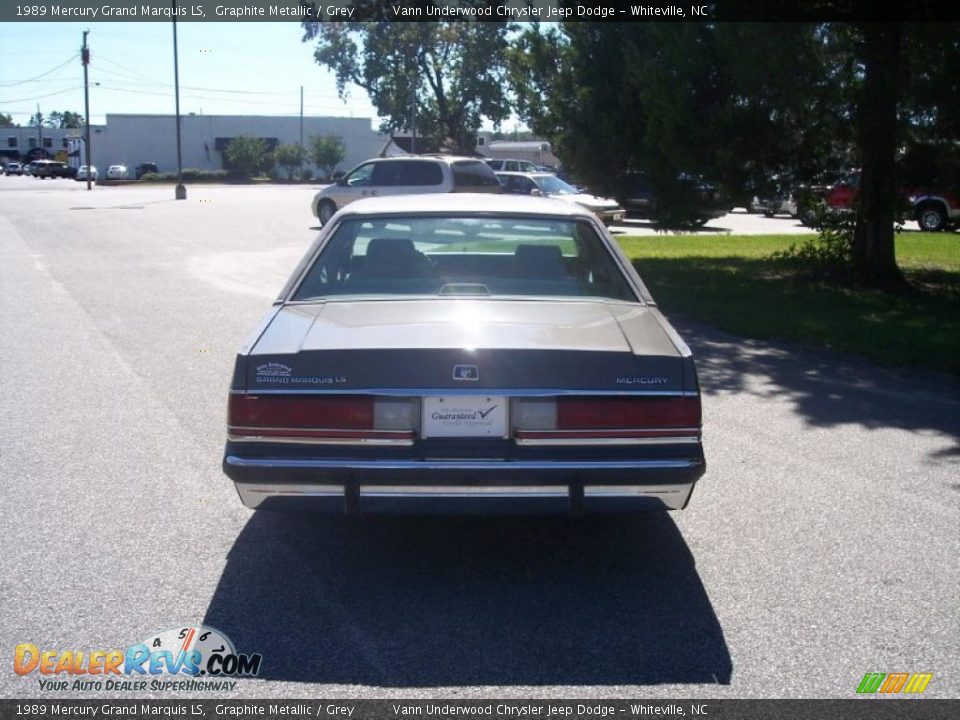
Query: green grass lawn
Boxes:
[{"xmin": 616, "ymin": 232, "xmax": 960, "ymax": 374}]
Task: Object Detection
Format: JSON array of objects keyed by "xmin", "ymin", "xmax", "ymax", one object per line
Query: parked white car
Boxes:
[
  {"xmin": 76, "ymin": 165, "xmax": 98, "ymax": 181},
  {"xmin": 107, "ymin": 165, "xmax": 128, "ymax": 179},
  {"xmin": 311, "ymin": 156, "xmax": 502, "ymax": 225}
]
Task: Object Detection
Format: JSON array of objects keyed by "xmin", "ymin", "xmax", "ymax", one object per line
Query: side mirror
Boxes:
[{"xmin": 530, "ymin": 188, "xmax": 542, "ymax": 197}]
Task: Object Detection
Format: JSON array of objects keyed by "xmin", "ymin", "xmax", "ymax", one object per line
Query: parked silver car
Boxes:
[
  {"xmin": 484, "ymin": 158, "xmax": 542, "ymax": 173},
  {"xmin": 311, "ymin": 155, "xmax": 501, "ymax": 225},
  {"xmin": 497, "ymin": 171, "xmax": 625, "ymax": 225},
  {"xmin": 224, "ymin": 194, "xmax": 705, "ymax": 514}
]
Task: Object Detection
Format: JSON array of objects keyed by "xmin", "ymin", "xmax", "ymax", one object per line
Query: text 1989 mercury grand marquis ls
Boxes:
[{"xmin": 223, "ymin": 194, "xmax": 705, "ymax": 514}]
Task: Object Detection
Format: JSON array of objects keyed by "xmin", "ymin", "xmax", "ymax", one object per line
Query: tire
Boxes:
[
  {"xmin": 916, "ymin": 204, "xmax": 947, "ymax": 232},
  {"xmin": 317, "ymin": 200, "xmax": 336, "ymax": 226},
  {"xmin": 800, "ymin": 207, "xmax": 818, "ymax": 227}
]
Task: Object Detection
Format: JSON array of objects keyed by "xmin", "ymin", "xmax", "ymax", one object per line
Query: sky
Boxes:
[{"xmin": 0, "ymin": 22, "xmax": 383, "ymax": 129}]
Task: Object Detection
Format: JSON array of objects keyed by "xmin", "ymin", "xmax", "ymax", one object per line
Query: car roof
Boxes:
[
  {"xmin": 367, "ymin": 155, "xmax": 486, "ymax": 164},
  {"xmin": 495, "ymin": 171, "xmax": 555, "ymax": 179},
  {"xmin": 337, "ymin": 193, "xmax": 592, "ymax": 218}
]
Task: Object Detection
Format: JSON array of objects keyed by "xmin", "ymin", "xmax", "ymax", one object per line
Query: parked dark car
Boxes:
[
  {"xmin": 30, "ymin": 160, "xmax": 61, "ymax": 179},
  {"xmin": 135, "ymin": 163, "xmax": 159, "ymax": 179},
  {"xmin": 54, "ymin": 163, "xmax": 77, "ymax": 179},
  {"xmin": 619, "ymin": 172, "xmax": 732, "ymax": 226}
]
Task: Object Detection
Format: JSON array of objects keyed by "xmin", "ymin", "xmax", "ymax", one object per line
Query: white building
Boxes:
[
  {"xmin": 2, "ymin": 126, "xmax": 85, "ymax": 164},
  {"xmin": 87, "ymin": 114, "xmax": 383, "ymax": 175}
]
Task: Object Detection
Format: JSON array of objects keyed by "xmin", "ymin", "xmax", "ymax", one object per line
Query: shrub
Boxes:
[
  {"xmin": 139, "ymin": 169, "xmax": 229, "ymax": 183},
  {"xmin": 275, "ymin": 144, "xmax": 307, "ymax": 180},
  {"xmin": 309, "ymin": 134, "xmax": 346, "ymax": 180},
  {"xmin": 772, "ymin": 205, "xmax": 855, "ymax": 278},
  {"xmin": 224, "ymin": 136, "xmax": 271, "ymax": 179}
]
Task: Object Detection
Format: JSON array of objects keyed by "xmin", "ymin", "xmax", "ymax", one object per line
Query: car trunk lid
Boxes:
[{"xmin": 245, "ymin": 299, "xmax": 686, "ymax": 393}]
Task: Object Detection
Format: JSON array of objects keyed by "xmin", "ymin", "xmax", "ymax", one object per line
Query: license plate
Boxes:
[{"xmin": 422, "ymin": 396, "xmax": 508, "ymax": 438}]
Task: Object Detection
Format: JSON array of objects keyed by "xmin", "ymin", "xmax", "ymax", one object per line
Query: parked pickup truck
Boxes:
[
  {"xmin": 31, "ymin": 160, "xmax": 76, "ymax": 179},
  {"xmin": 825, "ymin": 171, "xmax": 960, "ymax": 232}
]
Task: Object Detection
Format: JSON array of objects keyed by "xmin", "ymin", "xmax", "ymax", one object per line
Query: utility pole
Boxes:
[
  {"xmin": 82, "ymin": 31, "xmax": 92, "ymax": 191},
  {"xmin": 410, "ymin": 92, "xmax": 416, "ymax": 154},
  {"xmin": 299, "ymin": 85, "xmax": 304, "ymax": 180},
  {"xmin": 36, "ymin": 103, "xmax": 43, "ymax": 155},
  {"xmin": 172, "ymin": 0, "xmax": 186, "ymax": 200}
]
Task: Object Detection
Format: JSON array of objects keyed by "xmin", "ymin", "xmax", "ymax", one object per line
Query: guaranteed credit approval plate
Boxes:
[{"xmin": 422, "ymin": 396, "xmax": 508, "ymax": 438}]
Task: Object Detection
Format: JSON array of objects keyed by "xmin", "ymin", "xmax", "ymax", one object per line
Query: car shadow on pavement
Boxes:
[
  {"xmin": 203, "ymin": 512, "xmax": 731, "ymax": 687},
  {"xmin": 677, "ymin": 319, "xmax": 960, "ymax": 458}
]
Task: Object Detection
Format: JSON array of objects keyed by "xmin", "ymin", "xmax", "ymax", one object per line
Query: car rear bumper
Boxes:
[
  {"xmin": 593, "ymin": 208, "xmax": 625, "ymax": 224},
  {"xmin": 223, "ymin": 455, "xmax": 705, "ymax": 514}
]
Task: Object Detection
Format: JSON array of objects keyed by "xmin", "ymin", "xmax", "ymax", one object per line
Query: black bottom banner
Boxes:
[{"xmin": 2, "ymin": 700, "xmax": 958, "ymax": 720}]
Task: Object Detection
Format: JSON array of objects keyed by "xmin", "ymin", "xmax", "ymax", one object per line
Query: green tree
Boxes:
[
  {"xmin": 224, "ymin": 136, "xmax": 271, "ymax": 179},
  {"xmin": 0, "ymin": 112, "xmax": 16, "ymax": 128},
  {"xmin": 301, "ymin": 21, "xmax": 514, "ymax": 153},
  {"xmin": 275, "ymin": 143, "xmax": 306, "ymax": 180},
  {"xmin": 46, "ymin": 111, "xmax": 84, "ymax": 129},
  {"xmin": 309, "ymin": 134, "xmax": 346, "ymax": 181},
  {"xmin": 509, "ymin": 19, "xmax": 957, "ymax": 288}
]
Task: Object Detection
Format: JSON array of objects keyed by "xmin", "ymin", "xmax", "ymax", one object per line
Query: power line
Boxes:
[
  {"xmin": 93, "ymin": 57, "xmax": 347, "ymax": 99},
  {"xmin": 0, "ymin": 85, "xmax": 84, "ymax": 104},
  {"xmin": 92, "ymin": 83, "xmax": 368, "ymax": 113},
  {"xmin": 0, "ymin": 54, "xmax": 78, "ymax": 87}
]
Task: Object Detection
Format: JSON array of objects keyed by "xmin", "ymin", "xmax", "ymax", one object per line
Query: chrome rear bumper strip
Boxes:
[{"xmin": 235, "ymin": 481, "xmax": 695, "ymax": 513}]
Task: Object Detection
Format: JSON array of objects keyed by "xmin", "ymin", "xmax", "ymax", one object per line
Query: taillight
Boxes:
[
  {"xmin": 513, "ymin": 396, "xmax": 700, "ymax": 443},
  {"xmin": 228, "ymin": 395, "xmax": 418, "ymax": 444}
]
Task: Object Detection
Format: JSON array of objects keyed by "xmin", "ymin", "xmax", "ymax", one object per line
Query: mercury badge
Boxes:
[{"xmin": 453, "ymin": 365, "xmax": 479, "ymax": 381}]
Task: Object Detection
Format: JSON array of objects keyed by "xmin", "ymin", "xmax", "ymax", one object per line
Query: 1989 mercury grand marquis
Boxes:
[{"xmin": 223, "ymin": 194, "xmax": 705, "ymax": 514}]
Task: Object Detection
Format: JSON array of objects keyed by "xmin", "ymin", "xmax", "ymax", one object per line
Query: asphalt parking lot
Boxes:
[{"xmin": 1, "ymin": 177, "xmax": 958, "ymax": 700}]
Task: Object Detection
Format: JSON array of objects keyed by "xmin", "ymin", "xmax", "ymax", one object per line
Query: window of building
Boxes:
[
  {"xmin": 43, "ymin": 137, "xmax": 52, "ymax": 148},
  {"xmin": 28, "ymin": 138, "xmax": 37, "ymax": 149},
  {"xmin": 7, "ymin": 137, "xmax": 16, "ymax": 148},
  {"xmin": 62, "ymin": 138, "xmax": 69, "ymax": 148}
]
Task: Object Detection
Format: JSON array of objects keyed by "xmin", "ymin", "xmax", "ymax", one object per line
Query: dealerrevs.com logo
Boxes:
[
  {"xmin": 14, "ymin": 625, "xmax": 262, "ymax": 692},
  {"xmin": 856, "ymin": 672, "xmax": 933, "ymax": 694}
]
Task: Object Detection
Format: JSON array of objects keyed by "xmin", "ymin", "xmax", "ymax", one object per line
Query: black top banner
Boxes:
[{"xmin": 2, "ymin": 0, "xmax": 959, "ymax": 23}]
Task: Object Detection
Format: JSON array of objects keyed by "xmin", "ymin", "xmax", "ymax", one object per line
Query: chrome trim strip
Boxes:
[
  {"xmin": 226, "ymin": 456, "xmax": 701, "ymax": 471},
  {"xmin": 515, "ymin": 436, "xmax": 701, "ymax": 447},
  {"xmin": 227, "ymin": 433, "xmax": 415, "ymax": 446},
  {"xmin": 360, "ymin": 485, "xmax": 568, "ymax": 498},
  {"xmin": 245, "ymin": 485, "xmax": 344, "ymax": 497},
  {"xmin": 584, "ymin": 485, "xmax": 688, "ymax": 497},
  {"xmin": 230, "ymin": 388, "xmax": 699, "ymax": 398}
]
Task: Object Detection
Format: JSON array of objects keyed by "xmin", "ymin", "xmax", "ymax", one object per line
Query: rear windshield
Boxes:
[
  {"xmin": 451, "ymin": 161, "xmax": 501, "ymax": 189},
  {"xmin": 292, "ymin": 216, "xmax": 636, "ymax": 302}
]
